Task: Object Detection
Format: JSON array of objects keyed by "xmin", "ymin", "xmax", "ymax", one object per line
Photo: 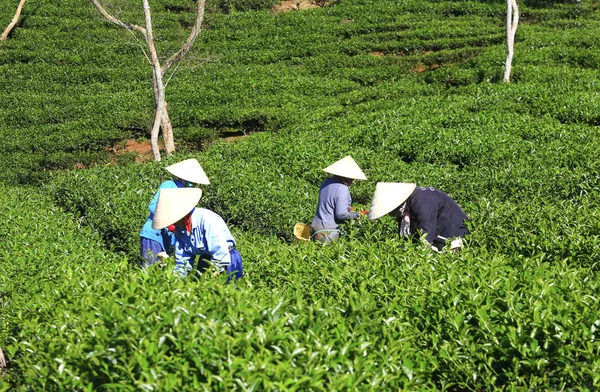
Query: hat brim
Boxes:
[
  {"xmin": 323, "ymin": 156, "xmax": 367, "ymax": 181},
  {"xmin": 152, "ymin": 188, "xmax": 203, "ymax": 230},
  {"xmin": 165, "ymin": 158, "xmax": 210, "ymax": 185},
  {"xmin": 368, "ymin": 183, "xmax": 416, "ymax": 220}
]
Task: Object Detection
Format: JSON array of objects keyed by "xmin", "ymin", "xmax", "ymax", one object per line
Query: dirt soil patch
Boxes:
[
  {"xmin": 411, "ymin": 63, "xmax": 446, "ymax": 73},
  {"xmin": 102, "ymin": 135, "xmax": 248, "ymax": 166},
  {"xmin": 224, "ymin": 134, "xmax": 249, "ymax": 142},
  {"xmin": 272, "ymin": 0, "xmax": 320, "ymax": 12},
  {"xmin": 109, "ymin": 139, "xmax": 155, "ymax": 163}
]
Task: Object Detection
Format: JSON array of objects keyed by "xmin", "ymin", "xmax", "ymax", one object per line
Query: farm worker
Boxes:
[
  {"xmin": 152, "ymin": 187, "xmax": 243, "ymax": 281},
  {"xmin": 368, "ymin": 183, "xmax": 469, "ymax": 252},
  {"xmin": 311, "ymin": 155, "xmax": 368, "ymax": 243},
  {"xmin": 139, "ymin": 158, "xmax": 210, "ymax": 268}
]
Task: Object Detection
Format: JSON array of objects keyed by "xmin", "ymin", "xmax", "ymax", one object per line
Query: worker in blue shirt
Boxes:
[
  {"xmin": 311, "ymin": 156, "xmax": 368, "ymax": 242},
  {"xmin": 152, "ymin": 188, "xmax": 242, "ymax": 281},
  {"xmin": 139, "ymin": 158, "xmax": 210, "ymax": 268},
  {"xmin": 369, "ymin": 183, "xmax": 469, "ymax": 252}
]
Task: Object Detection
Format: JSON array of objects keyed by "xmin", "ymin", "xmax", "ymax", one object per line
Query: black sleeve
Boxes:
[{"xmin": 410, "ymin": 196, "xmax": 438, "ymax": 244}]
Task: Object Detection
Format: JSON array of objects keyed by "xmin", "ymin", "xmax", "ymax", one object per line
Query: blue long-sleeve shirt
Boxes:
[
  {"xmin": 139, "ymin": 179, "xmax": 187, "ymax": 249},
  {"xmin": 172, "ymin": 208, "xmax": 236, "ymax": 278},
  {"xmin": 407, "ymin": 186, "xmax": 469, "ymax": 247},
  {"xmin": 311, "ymin": 177, "xmax": 359, "ymax": 231}
]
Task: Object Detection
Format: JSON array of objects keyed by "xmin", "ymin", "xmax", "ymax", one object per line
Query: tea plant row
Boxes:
[{"xmin": 1, "ymin": 0, "xmax": 600, "ymax": 389}]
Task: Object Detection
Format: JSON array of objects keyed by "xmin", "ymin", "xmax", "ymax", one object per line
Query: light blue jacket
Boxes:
[
  {"xmin": 139, "ymin": 179, "xmax": 188, "ymax": 249},
  {"xmin": 172, "ymin": 208, "xmax": 236, "ymax": 278},
  {"xmin": 311, "ymin": 176, "xmax": 359, "ymax": 231}
]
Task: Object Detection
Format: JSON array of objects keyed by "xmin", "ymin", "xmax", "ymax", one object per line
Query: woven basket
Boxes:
[{"xmin": 293, "ymin": 223, "xmax": 311, "ymax": 241}]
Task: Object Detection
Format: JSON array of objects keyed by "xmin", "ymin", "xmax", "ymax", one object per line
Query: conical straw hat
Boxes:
[
  {"xmin": 368, "ymin": 182, "xmax": 416, "ymax": 220},
  {"xmin": 323, "ymin": 156, "xmax": 367, "ymax": 180},
  {"xmin": 165, "ymin": 158, "xmax": 210, "ymax": 185},
  {"xmin": 152, "ymin": 188, "xmax": 203, "ymax": 230}
]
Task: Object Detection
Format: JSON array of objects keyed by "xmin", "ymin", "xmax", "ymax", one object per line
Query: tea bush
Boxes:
[
  {"xmin": 3, "ymin": 203, "xmax": 600, "ymax": 389},
  {"xmin": 2, "ymin": 0, "xmax": 600, "ymax": 389}
]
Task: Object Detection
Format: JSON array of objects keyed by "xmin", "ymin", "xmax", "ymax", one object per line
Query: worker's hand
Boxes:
[
  {"xmin": 156, "ymin": 252, "xmax": 169, "ymax": 268},
  {"xmin": 359, "ymin": 209, "xmax": 369, "ymax": 216},
  {"xmin": 349, "ymin": 206, "xmax": 355, "ymax": 212},
  {"xmin": 450, "ymin": 238, "xmax": 464, "ymax": 252}
]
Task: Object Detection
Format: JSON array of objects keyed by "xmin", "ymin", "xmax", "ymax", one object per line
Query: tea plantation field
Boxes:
[{"xmin": 1, "ymin": 0, "xmax": 599, "ymax": 389}]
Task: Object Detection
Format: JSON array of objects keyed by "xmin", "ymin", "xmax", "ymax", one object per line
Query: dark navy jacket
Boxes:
[{"xmin": 406, "ymin": 186, "xmax": 469, "ymax": 248}]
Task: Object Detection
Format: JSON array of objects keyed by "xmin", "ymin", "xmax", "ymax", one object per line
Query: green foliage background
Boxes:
[{"xmin": 1, "ymin": 0, "xmax": 599, "ymax": 389}]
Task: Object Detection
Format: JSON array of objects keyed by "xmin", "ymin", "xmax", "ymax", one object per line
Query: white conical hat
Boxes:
[
  {"xmin": 165, "ymin": 158, "xmax": 210, "ymax": 185},
  {"xmin": 323, "ymin": 156, "xmax": 367, "ymax": 180},
  {"xmin": 152, "ymin": 188, "xmax": 203, "ymax": 230},
  {"xmin": 368, "ymin": 182, "xmax": 416, "ymax": 220}
]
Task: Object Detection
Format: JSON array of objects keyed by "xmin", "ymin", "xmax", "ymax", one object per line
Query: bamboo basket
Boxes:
[{"xmin": 293, "ymin": 223, "xmax": 311, "ymax": 242}]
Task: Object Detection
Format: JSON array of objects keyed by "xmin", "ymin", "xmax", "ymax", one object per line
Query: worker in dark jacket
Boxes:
[
  {"xmin": 368, "ymin": 183, "xmax": 469, "ymax": 251},
  {"xmin": 311, "ymin": 156, "xmax": 368, "ymax": 242}
]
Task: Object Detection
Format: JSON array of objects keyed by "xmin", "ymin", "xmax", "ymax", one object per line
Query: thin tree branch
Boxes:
[
  {"xmin": 161, "ymin": 0, "xmax": 206, "ymax": 75},
  {"xmin": 164, "ymin": 56, "xmax": 218, "ymax": 88},
  {"xmin": 89, "ymin": 1, "xmax": 152, "ymax": 65},
  {"xmin": 511, "ymin": 0, "xmax": 519, "ymax": 34},
  {"xmin": 1, "ymin": 0, "xmax": 27, "ymax": 41},
  {"xmin": 124, "ymin": 32, "xmax": 152, "ymax": 65},
  {"xmin": 163, "ymin": 60, "xmax": 182, "ymax": 89},
  {"xmin": 89, "ymin": 0, "xmax": 147, "ymax": 36},
  {"xmin": 142, "ymin": 0, "xmax": 166, "ymax": 161}
]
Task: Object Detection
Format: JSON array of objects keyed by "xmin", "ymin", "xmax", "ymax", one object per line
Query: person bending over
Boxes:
[
  {"xmin": 152, "ymin": 188, "xmax": 242, "ymax": 281},
  {"xmin": 139, "ymin": 158, "xmax": 210, "ymax": 268},
  {"xmin": 369, "ymin": 182, "xmax": 469, "ymax": 252}
]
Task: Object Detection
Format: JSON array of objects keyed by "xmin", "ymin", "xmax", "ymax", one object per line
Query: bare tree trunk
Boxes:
[
  {"xmin": 143, "ymin": 0, "xmax": 165, "ymax": 161},
  {"xmin": 503, "ymin": 0, "xmax": 519, "ymax": 82},
  {"xmin": 162, "ymin": 103, "xmax": 175, "ymax": 154},
  {"xmin": 1, "ymin": 0, "xmax": 27, "ymax": 41},
  {"xmin": 152, "ymin": 76, "xmax": 175, "ymax": 155},
  {"xmin": 90, "ymin": 0, "xmax": 206, "ymax": 161}
]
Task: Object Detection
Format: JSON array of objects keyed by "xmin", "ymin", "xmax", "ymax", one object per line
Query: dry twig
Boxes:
[
  {"xmin": 0, "ymin": 346, "xmax": 6, "ymax": 376},
  {"xmin": 1, "ymin": 0, "xmax": 27, "ymax": 41}
]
